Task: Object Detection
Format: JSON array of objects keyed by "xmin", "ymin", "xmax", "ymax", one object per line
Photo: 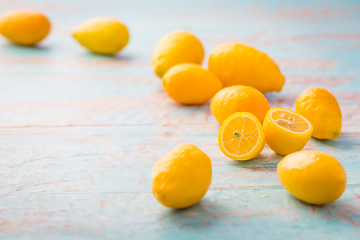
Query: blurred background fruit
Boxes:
[
  {"xmin": 0, "ymin": 10, "xmax": 50, "ymax": 46},
  {"xmin": 152, "ymin": 31, "xmax": 204, "ymax": 77},
  {"xmin": 73, "ymin": 17, "xmax": 129, "ymax": 55}
]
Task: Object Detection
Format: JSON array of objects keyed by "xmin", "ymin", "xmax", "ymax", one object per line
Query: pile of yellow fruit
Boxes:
[
  {"xmin": 0, "ymin": 10, "xmax": 347, "ymax": 211},
  {"xmin": 151, "ymin": 31, "xmax": 346, "ymax": 209}
]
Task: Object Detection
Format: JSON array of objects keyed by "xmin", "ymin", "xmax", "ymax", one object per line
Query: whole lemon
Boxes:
[
  {"xmin": 162, "ymin": 63, "xmax": 223, "ymax": 105},
  {"xmin": 208, "ymin": 42, "xmax": 285, "ymax": 93},
  {"xmin": 277, "ymin": 150, "xmax": 346, "ymax": 205},
  {"xmin": 210, "ymin": 85, "xmax": 270, "ymax": 124},
  {"xmin": 73, "ymin": 17, "xmax": 129, "ymax": 55},
  {"xmin": 295, "ymin": 88, "xmax": 342, "ymax": 139},
  {"xmin": 152, "ymin": 143, "xmax": 212, "ymax": 209},
  {"xmin": 0, "ymin": 10, "xmax": 50, "ymax": 46},
  {"xmin": 152, "ymin": 31, "xmax": 204, "ymax": 77}
]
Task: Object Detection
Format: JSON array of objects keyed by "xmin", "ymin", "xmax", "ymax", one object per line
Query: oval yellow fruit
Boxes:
[
  {"xmin": 218, "ymin": 112, "xmax": 265, "ymax": 161},
  {"xmin": 263, "ymin": 108, "xmax": 313, "ymax": 155},
  {"xmin": 152, "ymin": 31, "xmax": 204, "ymax": 77},
  {"xmin": 208, "ymin": 42, "xmax": 285, "ymax": 93},
  {"xmin": 152, "ymin": 143, "xmax": 212, "ymax": 209},
  {"xmin": 73, "ymin": 17, "xmax": 129, "ymax": 55},
  {"xmin": 210, "ymin": 85, "xmax": 270, "ymax": 124},
  {"xmin": 295, "ymin": 87, "xmax": 342, "ymax": 139},
  {"xmin": 277, "ymin": 150, "xmax": 346, "ymax": 205},
  {"xmin": 162, "ymin": 63, "xmax": 223, "ymax": 105},
  {"xmin": 0, "ymin": 10, "xmax": 50, "ymax": 46}
]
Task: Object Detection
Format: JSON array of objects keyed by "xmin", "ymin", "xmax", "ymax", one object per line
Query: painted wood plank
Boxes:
[
  {"xmin": 0, "ymin": 0, "xmax": 359, "ymax": 239},
  {"xmin": 0, "ymin": 188, "xmax": 360, "ymax": 239},
  {"xmin": 0, "ymin": 0, "xmax": 359, "ymax": 130},
  {"xmin": 0, "ymin": 126, "xmax": 359, "ymax": 239},
  {"xmin": 0, "ymin": 127, "xmax": 359, "ymax": 192}
]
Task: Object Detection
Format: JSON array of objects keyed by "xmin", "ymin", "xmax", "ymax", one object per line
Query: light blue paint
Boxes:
[{"xmin": 0, "ymin": 0, "xmax": 359, "ymax": 239}]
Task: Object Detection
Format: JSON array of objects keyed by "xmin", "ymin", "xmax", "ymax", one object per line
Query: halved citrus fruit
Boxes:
[
  {"xmin": 218, "ymin": 112, "xmax": 265, "ymax": 161},
  {"xmin": 263, "ymin": 108, "xmax": 314, "ymax": 156}
]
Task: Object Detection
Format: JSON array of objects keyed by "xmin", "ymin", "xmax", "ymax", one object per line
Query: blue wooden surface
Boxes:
[{"xmin": 0, "ymin": 0, "xmax": 360, "ymax": 239}]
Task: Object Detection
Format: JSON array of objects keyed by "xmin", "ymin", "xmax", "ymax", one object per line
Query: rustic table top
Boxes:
[{"xmin": 0, "ymin": 0, "xmax": 359, "ymax": 239}]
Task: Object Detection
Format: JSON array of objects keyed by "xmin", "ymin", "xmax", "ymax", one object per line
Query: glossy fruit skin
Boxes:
[
  {"xmin": 152, "ymin": 143, "xmax": 212, "ymax": 209},
  {"xmin": 263, "ymin": 108, "xmax": 313, "ymax": 156},
  {"xmin": 218, "ymin": 112, "xmax": 265, "ymax": 161},
  {"xmin": 0, "ymin": 10, "xmax": 50, "ymax": 46},
  {"xmin": 73, "ymin": 17, "xmax": 129, "ymax": 55},
  {"xmin": 208, "ymin": 42, "xmax": 285, "ymax": 93},
  {"xmin": 210, "ymin": 85, "xmax": 270, "ymax": 124},
  {"xmin": 152, "ymin": 31, "xmax": 204, "ymax": 78},
  {"xmin": 277, "ymin": 150, "xmax": 346, "ymax": 205},
  {"xmin": 162, "ymin": 63, "xmax": 223, "ymax": 105},
  {"xmin": 295, "ymin": 88, "xmax": 342, "ymax": 140}
]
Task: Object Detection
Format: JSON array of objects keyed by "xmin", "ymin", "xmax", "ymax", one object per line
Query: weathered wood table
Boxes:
[{"xmin": 0, "ymin": 0, "xmax": 359, "ymax": 239}]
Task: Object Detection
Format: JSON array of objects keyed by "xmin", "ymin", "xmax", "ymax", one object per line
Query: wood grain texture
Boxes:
[{"xmin": 0, "ymin": 0, "xmax": 359, "ymax": 239}]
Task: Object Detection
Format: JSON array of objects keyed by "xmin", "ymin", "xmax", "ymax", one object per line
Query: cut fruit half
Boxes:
[
  {"xmin": 263, "ymin": 108, "xmax": 314, "ymax": 156},
  {"xmin": 218, "ymin": 112, "xmax": 265, "ymax": 161}
]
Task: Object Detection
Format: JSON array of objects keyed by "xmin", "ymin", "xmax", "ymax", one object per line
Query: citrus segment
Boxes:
[
  {"xmin": 219, "ymin": 112, "xmax": 265, "ymax": 161},
  {"xmin": 263, "ymin": 108, "xmax": 313, "ymax": 156},
  {"xmin": 271, "ymin": 109, "xmax": 311, "ymax": 133}
]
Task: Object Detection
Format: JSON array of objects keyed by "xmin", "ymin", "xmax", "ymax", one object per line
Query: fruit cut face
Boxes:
[
  {"xmin": 219, "ymin": 113, "xmax": 263, "ymax": 159},
  {"xmin": 271, "ymin": 109, "xmax": 312, "ymax": 133}
]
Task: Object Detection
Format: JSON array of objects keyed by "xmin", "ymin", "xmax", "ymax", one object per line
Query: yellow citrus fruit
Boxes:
[
  {"xmin": 152, "ymin": 143, "xmax": 212, "ymax": 209},
  {"xmin": 73, "ymin": 17, "xmax": 129, "ymax": 55},
  {"xmin": 218, "ymin": 112, "xmax": 265, "ymax": 161},
  {"xmin": 277, "ymin": 150, "xmax": 346, "ymax": 205},
  {"xmin": 162, "ymin": 63, "xmax": 223, "ymax": 105},
  {"xmin": 208, "ymin": 42, "xmax": 285, "ymax": 93},
  {"xmin": 295, "ymin": 87, "xmax": 342, "ymax": 140},
  {"xmin": 210, "ymin": 85, "xmax": 270, "ymax": 124},
  {"xmin": 0, "ymin": 10, "xmax": 50, "ymax": 46},
  {"xmin": 152, "ymin": 31, "xmax": 204, "ymax": 78},
  {"xmin": 263, "ymin": 108, "xmax": 313, "ymax": 156}
]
